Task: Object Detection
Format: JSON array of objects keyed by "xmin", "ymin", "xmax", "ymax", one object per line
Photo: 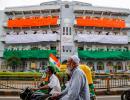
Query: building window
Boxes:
[
  {"xmin": 50, "ymin": 46, "xmax": 56, "ymax": 50},
  {"xmin": 69, "ymin": 27, "xmax": 71, "ymax": 35},
  {"xmin": 23, "ymin": 61, "xmax": 28, "ymax": 70},
  {"xmin": 87, "ymin": 62, "xmax": 94, "ymax": 71},
  {"xmin": 66, "ymin": 27, "xmax": 68, "ymax": 35},
  {"xmin": 33, "ymin": 31, "xmax": 37, "ymax": 34},
  {"xmin": 7, "ymin": 32, "xmax": 10, "ymax": 35},
  {"xmin": 63, "ymin": 27, "xmax": 65, "ymax": 35},
  {"xmin": 65, "ymin": 4, "xmax": 69, "ymax": 8},
  {"xmin": 115, "ymin": 62, "xmax": 123, "ymax": 70},
  {"xmin": 124, "ymin": 46, "xmax": 128, "ymax": 51},
  {"xmin": 63, "ymin": 46, "xmax": 65, "ymax": 52},
  {"xmin": 97, "ymin": 62, "xmax": 104, "ymax": 70},
  {"xmin": 63, "ymin": 27, "xmax": 71, "ymax": 35},
  {"xmin": 40, "ymin": 61, "xmax": 46, "ymax": 70},
  {"xmin": 78, "ymin": 47, "xmax": 84, "ymax": 50},
  {"xmin": 31, "ymin": 46, "xmax": 39, "ymax": 50}
]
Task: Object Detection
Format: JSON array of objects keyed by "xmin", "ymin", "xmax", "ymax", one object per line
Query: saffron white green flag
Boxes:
[{"xmin": 49, "ymin": 54, "xmax": 60, "ymax": 72}]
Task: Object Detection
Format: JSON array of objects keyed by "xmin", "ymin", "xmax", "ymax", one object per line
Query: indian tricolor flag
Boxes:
[{"xmin": 49, "ymin": 54, "xmax": 60, "ymax": 71}]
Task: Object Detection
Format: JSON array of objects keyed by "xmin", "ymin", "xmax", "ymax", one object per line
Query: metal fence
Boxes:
[
  {"xmin": 0, "ymin": 74, "xmax": 130, "ymax": 91},
  {"xmin": 0, "ymin": 77, "xmax": 41, "ymax": 89},
  {"xmin": 93, "ymin": 74, "xmax": 130, "ymax": 89}
]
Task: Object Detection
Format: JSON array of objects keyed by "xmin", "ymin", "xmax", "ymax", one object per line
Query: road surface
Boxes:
[{"xmin": 0, "ymin": 95, "xmax": 121, "ymax": 100}]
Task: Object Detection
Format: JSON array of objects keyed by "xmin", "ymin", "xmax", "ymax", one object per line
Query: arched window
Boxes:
[
  {"xmin": 87, "ymin": 62, "xmax": 94, "ymax": 71},
  {"xmin": 116, "ymin": 62, "xmax": 123, "ymax": 70},
  {"xmin": 31, "ymin": 47, "xmax": 39, "ymax": 50},
  {"xmin": 107, "ymin": 61, "xmax": 113, "ymax": 67},
  {"xmin": 97, "ymin": 62, "xmax": 104, "ymax": 70}
]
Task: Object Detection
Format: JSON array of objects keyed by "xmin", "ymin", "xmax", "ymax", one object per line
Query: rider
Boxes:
[{"xmin": 32, "ymin": 66, "xmax": 61, "ymax": 96}]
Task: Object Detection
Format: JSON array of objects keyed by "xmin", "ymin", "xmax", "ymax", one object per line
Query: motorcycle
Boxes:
[
  {"xmin": 20, "ymin": 87, "xmax": 96, "ymax": 100},
  {"xmin": 20, "ymin": 87, "xmax": 52, "ymax": 100},
  {"xmin": 121, "ymin": 89, "xmax": 130, "ymax": 100},
  {"xmin": 20, "ymin": 70, "xmax": 96, "ymax": 100},
  {"xmin": 20, "ymin": 70, "xmax": 56, "ymax": 100}
]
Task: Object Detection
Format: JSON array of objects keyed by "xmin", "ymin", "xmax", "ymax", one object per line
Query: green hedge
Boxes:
[
  {"xmin": 0, "ymin": 72, "xmax": 41, "ymax": 77},
  {"xmin": 0, "ymin": 71, "xmax": 68, "ymax": 80},
  {"xmin": 0, "ymin": 72, "xmax": 43, "ymax": 81}
]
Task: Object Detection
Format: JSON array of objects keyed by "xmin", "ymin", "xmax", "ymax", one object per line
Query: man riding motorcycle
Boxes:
[
  {"xmin": 20, "ymin": 66, "xmax": 61, "ymax": 100},
  {"xmin": 20, "ymin": 63, "xmax": 96, "ymax": 100}
]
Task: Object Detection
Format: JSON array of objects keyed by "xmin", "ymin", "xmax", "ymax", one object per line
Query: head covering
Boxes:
[{"xmin": 70, "ymin": 55, "xmax": 80, "ymax": 65}]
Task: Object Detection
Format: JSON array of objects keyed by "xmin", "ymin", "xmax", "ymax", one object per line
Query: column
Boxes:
[
  {"xmin": 122, "ymin": 61, "xmax": 126, "ymax": 71},
  {"xmin": 0, "ymin": 58, "xmax": 2, "ymax": 71},
  {"xmin": 27, "ymin": 61, "xmax": 30, "ymax": 70},
  {"xmin": 113, "ymin": 61, "xmax": 116, "ymax": 72},
  {"xmin": 104, "ymin": 61, "xmax": 107, "ymax": 73},
  {"xmin": 37, "ymin": 61, "xmax": 40, "ymax": 70},
  {"xmin": 94, "ymin": 62, "xmax": 97, "ymax": 73}
]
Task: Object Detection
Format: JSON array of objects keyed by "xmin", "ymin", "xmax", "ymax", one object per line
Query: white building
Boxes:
[{"xmin": 0, "ymin": 0, "xmax": 130, "ymax": 73}]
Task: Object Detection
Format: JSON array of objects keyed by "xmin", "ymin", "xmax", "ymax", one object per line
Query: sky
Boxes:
[{"xmin": 0, "ymin": 0, "xmax": 130, "ymax": 10}]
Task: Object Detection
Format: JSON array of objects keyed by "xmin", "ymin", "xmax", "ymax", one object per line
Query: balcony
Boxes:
[
  {"xmin": 74, "ymin": 34, "xmax": 128, "ymax": 44},
  {"xmin": 5, "ymin": 5, "xmax": 60, "ymax": 13},
  {"xmin": 75, "ymin": 17, "xmax": 126, "ymax": 28},
  {"xmin": 3, "ymin": 49, "xmax": 57, "ymax": 59},
  {"xmin": 5, "ymin": 33, "xmax": 60, "ymax": 44},
  {"xmin": 78, "ymin": 50, "xmax": 130, "ymax": 60},
  {"xmin": 7, "ymin": 16, "xmax": 59, "ymax": 28}
]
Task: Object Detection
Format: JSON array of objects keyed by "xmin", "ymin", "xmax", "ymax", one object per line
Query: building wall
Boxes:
[
  {"xmin": 60, "ymin": 2, "xmax": 76, "ymax": 62},
  {"xmin": 0, "ymin": 1, "xmax": 130, "ymax": 72},
  {"xmin": 0, "ymin": 10, "xmax": 6, "ymax": 70}
]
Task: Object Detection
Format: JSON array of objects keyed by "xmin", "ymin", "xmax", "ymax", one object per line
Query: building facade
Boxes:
[{"xmin": 0, "ymin": 0, "xmax": 130, "ymax": 72}]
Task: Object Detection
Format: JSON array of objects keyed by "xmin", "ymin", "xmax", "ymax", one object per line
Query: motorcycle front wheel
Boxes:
[{"xmin": 121, "ymin": 90, "xmax": 130, "ymax": 100}]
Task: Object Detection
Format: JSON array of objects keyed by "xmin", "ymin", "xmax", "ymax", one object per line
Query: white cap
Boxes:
[{"xmin": 70, "ymin": 55, "xmax": 80, "ymax": 65}]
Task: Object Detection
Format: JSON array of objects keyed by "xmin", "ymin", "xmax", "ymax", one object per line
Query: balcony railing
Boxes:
[
  {"xmin": 3, "ymin": 49, "xmax": 57, "ymax": 59},
  {"xmin": 5, "ymin": 33, "xmax": 60, "ymax": 44},
  {"xmin": 7, "ymin": 16, "xmax": 59, "ymax": 28},
  {"xmin": 74, "ymin": 34, "xmax": 128, "ymax": 44},
  {"xmin": 78, "ymin": 50, "xmax": 130, "ymax": 60},
  {"xmin": 75, "ymin": 17, "xmax": 126, "ymax": 28}
]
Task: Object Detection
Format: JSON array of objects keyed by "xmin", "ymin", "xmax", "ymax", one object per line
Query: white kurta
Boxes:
[{"xmin": 48, "ymin": 74, "xmax": 61, "ymax": 95}]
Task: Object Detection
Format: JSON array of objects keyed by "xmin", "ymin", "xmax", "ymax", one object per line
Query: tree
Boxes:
[{"xmin": 7, "ymin": 56, "xmax": 22, "ymax": 72}]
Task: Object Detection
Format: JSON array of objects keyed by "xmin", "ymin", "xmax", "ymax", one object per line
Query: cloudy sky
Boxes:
[{"xmin": 0, "ymin": 0, "xmax": 130, "ymax": 10}]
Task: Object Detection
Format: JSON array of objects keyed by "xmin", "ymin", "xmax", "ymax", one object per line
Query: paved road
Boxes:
[
  {"xmin": 0, "ymin": 95, "xmax": 121, "ymax": 100},
  {"xmin": 97, "ymin": 95, "xmax": 121, "ymax": 100}
]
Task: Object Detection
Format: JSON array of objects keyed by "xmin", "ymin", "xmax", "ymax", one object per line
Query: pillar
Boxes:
[{"xmin": 94, "ymin": 62, "xmax": 97, "ymax": 72}]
